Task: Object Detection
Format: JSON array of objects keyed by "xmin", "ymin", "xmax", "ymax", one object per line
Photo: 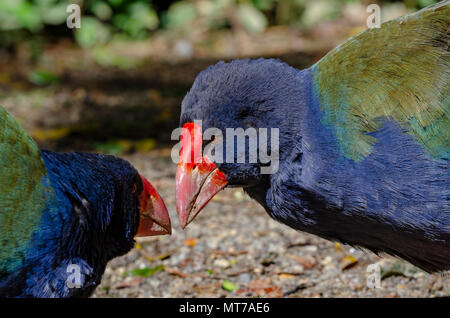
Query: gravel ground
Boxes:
[{"xmin": 92, "ymin": 150, "xmax": 449, "ymax": 298}]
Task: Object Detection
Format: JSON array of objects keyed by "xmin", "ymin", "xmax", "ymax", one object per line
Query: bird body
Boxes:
[
  {"xmin": 176, "ymin": 1, "xmax": 450, "ymax": 272},
  {"xmin": 0, "ymin": 106, "xmax": 171, "ymax": 297},
  {"xmin": 266, "ymin": 67, "xmax": 449, "ymax": 272}
]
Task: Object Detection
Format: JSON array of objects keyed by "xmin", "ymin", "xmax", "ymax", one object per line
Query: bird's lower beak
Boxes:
[
  {"xmin": 136, "ymin": 175, "xmax": 171, "ymax": 237},
  {"xmin": 176, "ymin": 122, "xmax": 228, "ymax": 229}
]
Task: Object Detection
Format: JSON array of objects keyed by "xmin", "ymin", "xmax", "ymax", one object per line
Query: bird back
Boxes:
[
  {"xmin": 0, "ymin": 106, "xmax": 55, "ymax": 277},
  {"xmin": 313, "ymin": 1, "xmax": 449, "ymax": 162}
]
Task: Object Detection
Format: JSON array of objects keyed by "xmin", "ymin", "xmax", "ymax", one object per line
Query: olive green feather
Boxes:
[
  {"xmin": 0, "ymin": 106, "xmax": 54, "ymax": 273},
  {"xmin": 313, "ymin": 0, "xmax": 449, "ymax": 161}
]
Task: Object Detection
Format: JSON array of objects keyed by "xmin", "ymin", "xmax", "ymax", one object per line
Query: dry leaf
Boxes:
[
  {"xmin": 183, "ymin": 238, "xmax": 198, "ymax": 247},
  {"xmin": 279, "ymin": 273, "xmax": 297, "ymax": 280},
  {"xmin": 239, "ymin": 278, "xmax": 282, "ymax": 297},
  {"xmin": 341, "ymin": 255, "xmax": 358, "ymax": 270},
  {"xmin": 115, "ymin": 277, "xmax": 142, "ymax": 289},
  {"xmin": 31, "ymin": 127, "xmax": 71, "ymax": 141},
  {"xmin": 165, "ymin": 266, "xmax": 191, "ymax": 278},
  {"xmin": 288, "ymin": 254, "xmax": 317, "ymax": 270}
]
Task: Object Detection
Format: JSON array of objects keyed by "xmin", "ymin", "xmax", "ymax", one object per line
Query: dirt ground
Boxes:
[{"xmin": 90, "ymin": 150, "xmax": 449, "ymax": 298}]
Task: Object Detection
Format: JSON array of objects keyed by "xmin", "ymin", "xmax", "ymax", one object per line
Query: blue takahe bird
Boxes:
[
  {"xmin": 175, "ymin": 2, "xmax": 449, "ymax": 272},
  {"xmin": 0, "ymin": 106, "xmax": 171, "ymax": 297}
]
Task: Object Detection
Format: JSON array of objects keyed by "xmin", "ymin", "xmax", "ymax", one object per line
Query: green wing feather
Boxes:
[
  {"xmin": 312, "ymin": 1, "xmax": 449, "ymax": 161},
  {"xmin": 0, "ymin": 106, "xmax": 54, "ymax": 273}
]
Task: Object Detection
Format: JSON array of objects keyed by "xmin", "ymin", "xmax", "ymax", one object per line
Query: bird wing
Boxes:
[
  {"xmin": 0, "ymin": 106, "xmax": 55, "ymax": 274},
  {"xmin": 312, "ymin": 1, "xmax": 449, "ymax": 161}
]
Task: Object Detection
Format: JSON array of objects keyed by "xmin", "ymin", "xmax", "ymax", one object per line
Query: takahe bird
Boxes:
[
  {"xmin": 175, "ymin": 2, "xmax": 450, "ymax": 272},
  {"xmin": 0, "ymin": 106, "xmax": 171, "ymax": 297}
]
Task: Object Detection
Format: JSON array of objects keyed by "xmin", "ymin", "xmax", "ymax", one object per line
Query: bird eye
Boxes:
[
  {"xmin": 132, "ymin": 183, "xmax": 138, "ymax": 193},
  {"xmin": 237, "ymin": 106, "xmax": 251, "ymax": 119}
]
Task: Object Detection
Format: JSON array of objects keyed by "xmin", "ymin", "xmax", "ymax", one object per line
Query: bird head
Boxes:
[
  {"xmin": 103, "ymin": 158, "xmax": 171, "ymax": 238},
  {"xmin": 48, "ymin": 152, "xmax": 171, "ymax": 237},
  {"xmin": 176, "ymin": 58, "xmax": 302, "ymax": 228},
  {"xmin": 95, "ymin": 154, "xmax": 171, "ymax": 238},
  {"xmin": 40, "ymin": 151, "xmax": 172, "ymax": 263}
]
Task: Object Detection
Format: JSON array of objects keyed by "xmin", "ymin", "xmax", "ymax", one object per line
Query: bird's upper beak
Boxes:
[
  {"xmin": 136, "ymin": 175, "xmax": 171, "ymax": 237},
  {"xmin": 175, "ymin": 122, "xmax": 228, "ymax": 229}
]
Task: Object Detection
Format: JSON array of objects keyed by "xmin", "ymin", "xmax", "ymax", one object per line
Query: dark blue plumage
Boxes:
[
  {"xmin": 0, "ymin": 145, "xmax": 173, "ymax": 298},
  {"xmin": 176, "ymin": 57, "xmax": 449, "ymax": 272},
  {"xmin": 0, "ymin": 151, "xmax": 142, "ymax": 297}
]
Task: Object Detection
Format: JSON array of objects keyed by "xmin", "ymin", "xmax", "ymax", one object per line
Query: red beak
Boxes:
[
  {"xmin": 136, "ymin": 175, "xmax": 171, "ymax": 237},
  {"xmin": 176, "ymin": 122, "xmax": 228, "ymax": 229}
]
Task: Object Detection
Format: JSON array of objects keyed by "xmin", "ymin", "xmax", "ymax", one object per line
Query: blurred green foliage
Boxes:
[
  {"xmin": 94, "ymin": 138, "xmax": 156, "ymax": 155},
  {"xmin": 0, "ymin": 0, "xmax": 441, "ymax": 48},
  {"xmin": 124, "ymin": 265, "xmax": 165, "ymax": 277},
  {"xmin": 28, "ymin": 70, "xmax": 59, "ymax": 85}
]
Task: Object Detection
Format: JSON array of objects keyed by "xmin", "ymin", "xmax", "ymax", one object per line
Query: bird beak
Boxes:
[
  {"xmin": 136, "ymin": 175, "xmax": 171, "ymax": 237},
  {"xmin": 176, "ymin": 122, "xmax": 228, "ymax": 229}
]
